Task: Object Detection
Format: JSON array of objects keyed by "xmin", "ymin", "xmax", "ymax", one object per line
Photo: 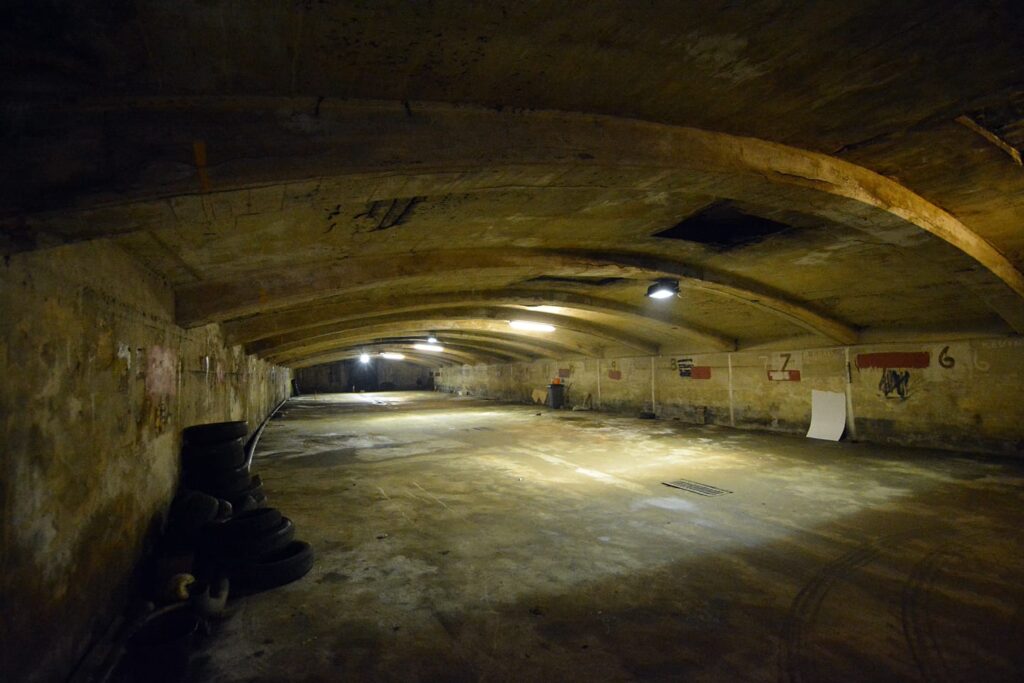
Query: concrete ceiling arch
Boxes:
[{"xmin": 254, "ymin": 307, "xmax": 660, "ymax": 363}]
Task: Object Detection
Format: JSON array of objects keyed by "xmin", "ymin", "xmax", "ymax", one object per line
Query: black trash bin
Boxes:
[{"xmin": 548, "ymin": 383, "xmax": 565, "ymax": 409}]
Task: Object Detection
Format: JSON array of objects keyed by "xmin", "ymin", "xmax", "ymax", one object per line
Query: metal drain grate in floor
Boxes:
[{"xmin": 662, "ymin": 479, "xmax": 732, "ymax": 496}]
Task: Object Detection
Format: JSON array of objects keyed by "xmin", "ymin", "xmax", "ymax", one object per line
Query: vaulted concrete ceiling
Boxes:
[{"xmin": 3, "ymin": 1, "xmax": 1023, "ymax": 366}]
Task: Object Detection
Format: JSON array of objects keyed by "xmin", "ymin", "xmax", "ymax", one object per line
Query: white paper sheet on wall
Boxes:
[{"xmin": 807, "ymin": 390, "xmax": 847, "ymax": 441}]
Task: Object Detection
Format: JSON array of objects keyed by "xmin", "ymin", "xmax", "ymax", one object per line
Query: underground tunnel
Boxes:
[{"xmin": 1, "ymin": 2, "xmax": 1024, "ymax": 681}]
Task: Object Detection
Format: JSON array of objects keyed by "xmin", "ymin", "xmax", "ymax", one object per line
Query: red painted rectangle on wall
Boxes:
[
  {"xmin": 767, "ymin": 370, "xmax": 801, "ymax": 381},
  {"xmin": 558, "ymin": 368, "xmax": 571, "ymax": 378},
  {"xmin": 690, "ymin": 366, "xmax": 712, "ymax": 379},
  {"xmin": 855, "ymin": 352, "xmax": 930, "ymax": 369},
  {"xmin": 607, "ymin": 370, "xmax": 622, "ymax": 380}
]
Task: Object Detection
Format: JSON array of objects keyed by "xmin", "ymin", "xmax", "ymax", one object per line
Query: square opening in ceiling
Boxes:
[{"xmin": 654, "ymin": 202, "xmax": 791, "ymax": 250}]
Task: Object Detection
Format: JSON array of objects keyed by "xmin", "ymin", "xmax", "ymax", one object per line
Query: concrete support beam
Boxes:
[
  {"xmin": 180, "ymin": 249, "xmax": 853, "ymax": 344},
  {"xmin": 9, "ymin": 100, "xmax": 1021, "ymax": 307},
  {"xmin": 259, "ymin": 307, "xmax": 660, "ymax": 364},
  {"xmin": 225, "ymin": 289, "xmax": 735, "ymax": 351}
]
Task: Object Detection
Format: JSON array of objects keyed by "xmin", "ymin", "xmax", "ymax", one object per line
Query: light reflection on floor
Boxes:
[{"xmin": 191, "ymin": 392, "xmax": 1024, "ymax": 683}]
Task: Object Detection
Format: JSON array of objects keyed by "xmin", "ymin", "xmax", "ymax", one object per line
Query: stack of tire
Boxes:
[
  {"xmin": 182, "ymin": 420, "xmax": 314, "ymax": 593},
  {"xmin": 119, "ymin": 420, "xmax": 313, "ymax": 681},
  {"xmin": 181, "ymin": 420, "xmax": 265, "ymax": 512},
  {"xmin": 198, "ymin": 508, "xmax": 315, "ymax": 593}
]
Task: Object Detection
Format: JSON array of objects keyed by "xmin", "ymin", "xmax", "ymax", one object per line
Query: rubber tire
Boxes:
[
  {"xmin": 233, "ymin": 541, "xmax": 314, "ymax": 591},
  {"xmin": 228, "ymin": 517, "xmax": 295, "ymax": 560},
  {"xmin": 220, "ymin": 507, "xmax": 283, "ymax": 539},
  {"xmin": 182, "ymin": 437, "xmax": 246, "ymax": 471},
  {"xmin": 228, "ymin": 475, "xmax": 263, "ymax": 506},
  {"xmin": 183, "ymin": 421, "xmax": 248, "ymax": 446},
  {"xmin": 184, "ymin": 464, "xmax": 251, "ymax": 496},
  {"xmin": 165, "ymin": 492, "xmax": 220, "ymax": 550},
  {"xmin": 169, "ymin": 491, "xmax": 220, "ymax": 530},
  {"xmin": 232, "ymin": 494, "xmax": 258, "ymax": 514}
]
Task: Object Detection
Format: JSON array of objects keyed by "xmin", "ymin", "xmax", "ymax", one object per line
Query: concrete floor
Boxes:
[{"xmin": 191, "ymin": 392, "xmax": 1024, "ymax": 682}]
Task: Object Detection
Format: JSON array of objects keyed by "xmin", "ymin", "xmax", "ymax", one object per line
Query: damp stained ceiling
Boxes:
[{"xmin": 2, "ymin": 0, "xmax": 1023, "ymax": 368}]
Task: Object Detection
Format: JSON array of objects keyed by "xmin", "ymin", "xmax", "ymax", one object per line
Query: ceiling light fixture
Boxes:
[
  {"xmin": 380, "ymin": 352, "xmax": 405, "ymax": 360},
  {"xmin": 427, "ymin": 335, "xmax": 438, "ymax": 344},
  {"xmin": 359, "ymin": 353, "xmax": 370, "ymax": 364},
  {"xmin": 413, "ymin": 343, "xmax": 444, "ymax": 352},
  {"xmin": 646, "ymin": 279, "xmax": 680, "ymax": 299},
  {"xmin": 509, "ymin": 320, "xmax": 555, "ymax": 332}
]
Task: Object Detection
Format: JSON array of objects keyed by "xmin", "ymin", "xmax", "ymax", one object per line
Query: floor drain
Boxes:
[{"xmin": 663, "ymin": 479, "xmax": 732, "ymax": 496}]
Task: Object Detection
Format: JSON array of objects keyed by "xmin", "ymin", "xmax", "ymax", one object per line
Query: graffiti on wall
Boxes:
[
  {"xmin": 879, "ymin": 369, "xmax": 911, "ymax": 399},
  {"xmin": 856, "ymin": 350, "xmax": 930, "ymax": 401}
]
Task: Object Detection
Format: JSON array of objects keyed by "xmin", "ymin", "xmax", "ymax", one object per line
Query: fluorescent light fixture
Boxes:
[
  {"xmin": 526, "ymin": 305, "xmax": 563, "ymax": 313},
  {"xmin": 359, "ymin": 353, "xmax": 370, "ymax": 364},
  {"xmin": 646, "ymin": 279, "xmax": 680, "ymax": 299},
  {"xmin": 380, "ymin": 352, "xmax": 405, "ymax": 360},
  {"xmin": 509, "ymin": 320, "xmax": 555, "ymax": 332},
  {"xmin": 427, "ymin": 335, "xmax": 438, "ymax": 343},
  {"xmin": 413, "ymin": 343, "xmax": 444, "ymax": 352}
]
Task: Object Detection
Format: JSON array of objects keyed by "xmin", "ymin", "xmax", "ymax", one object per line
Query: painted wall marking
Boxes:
[
  {"xmin": 879, "ymin": 369, "xmax": 911, "ymax": 399},
  {"xmin": 856, "ymin": 351, "xmax": 930, "ymax": 369},
  {"xmin": 607, "ymin": 360, "xmax": 621, "ymax": 380},
  {"xmin": 672, "ymin": 358, "xmax": 712, "ymax": 379},
  {"xmin": 767, "ymin": 351, "xmax": 801, "ymax": 381}
]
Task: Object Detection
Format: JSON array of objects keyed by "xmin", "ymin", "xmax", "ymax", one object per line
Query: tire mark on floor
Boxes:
[
  {"xmin": 901, "ymin": 544, "xmax": 959, "ymax": 683},
  {"xmin": 779, "ymin": 531, "xmax": 922, "ymax": 683}
]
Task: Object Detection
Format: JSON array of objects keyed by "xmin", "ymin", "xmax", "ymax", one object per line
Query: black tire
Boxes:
[
  {"xmin": 232, "ymin": 517, "xmax": 295, "ymax": 559},
  {"xmin": 183, "ymin": 421, "xmax": 248, "ymax": 447},
  {"xmin": 233, "ymin": 541, "xmax": 314, "ymax": 590},
  {"xmin": 169, "ymin": 491, "xmax": 220, "ymax": 529},
  {"xmin": 184, "ymin": 464, "xmax": 251, "ymax": 496},
  {"xmin": 220, "ymin": 507, "xmax": 283, "ymax": 538},
  {"xmin": 164, "ymin": 491, "xmax": 220, "ymax": 549},
  {"xmin": 182, "ymin": 437, "xmax": 246, "ymax": 471},
  {"xmin": 232, "ymin": 494, "xmax": 258, "ymax": 514},
  {"xmin": 216, "ymin": 498, "xmax": 233, "ymax": 520},
  {"xmin": 228, "ymin": 474, "xmax": 263, "ymax": 504}
]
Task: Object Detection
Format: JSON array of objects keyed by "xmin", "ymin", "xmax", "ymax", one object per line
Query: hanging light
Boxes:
[
  {"xmin": 646, "ymin": 279, "xmax": 679, "ymax": 299},
  {"xmin": 509, "ymin": 320, "xmax": 555, "ymax": 332},
  {"xmin": 359, "ymin": 353, "xmax": 370, "ymax": 364},
  {"xmin": 427, "ymin": 334, "xmax": 438, "ymax": 343},
  {"xmin": 380, "ymin": 352, "xmax": 405, "ymax": 360},
  {"xmin": 413, "ymin": 343, "xmax": 444, "ymax": 352}
]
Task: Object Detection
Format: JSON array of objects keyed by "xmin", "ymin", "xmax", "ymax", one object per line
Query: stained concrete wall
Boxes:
[
  {"xmin": 294, "ymin": 361, "xmax": 351, "ymax": 393},
  {"xmin": 378, "ymin": 361, "xmax": 434, "ymax": 391},
  {"xmin": 0, "ymin": 242, "xmax": 291, "ymax": 682},
  {"xmin": 437, "ymin": 339, "xmax": 1024, "ymax": 456}
]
